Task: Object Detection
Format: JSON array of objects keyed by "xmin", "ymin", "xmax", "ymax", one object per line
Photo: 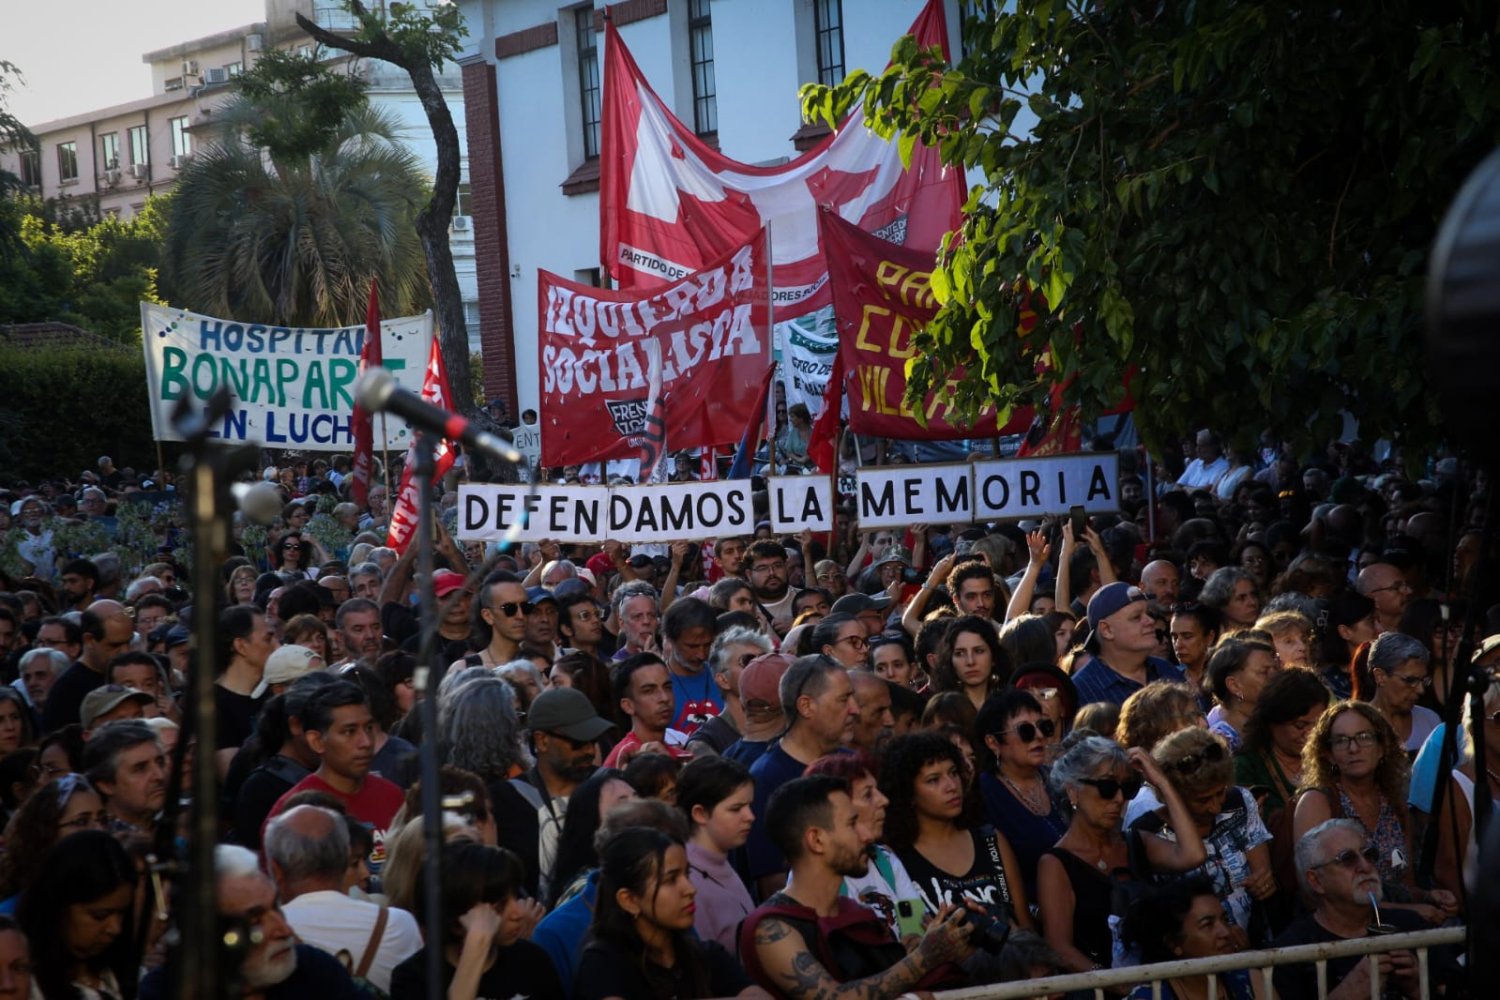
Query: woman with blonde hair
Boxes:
[
  {"xmin": 1292, "ymin": 701, "xmax": 1456, "ymax": 924},
  {"xmin": 1115, "ymin": 681, "xmax": 1209, "ymax": 826}
]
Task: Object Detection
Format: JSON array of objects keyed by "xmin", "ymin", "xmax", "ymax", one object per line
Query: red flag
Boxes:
[
  {"xmin": 386, "ymin": 336, "xmax": 457, "ymax": 553},
  {"xmin": 599, "ymin": 0, "xmax": 963, "ymax": 320},
  {"xmin": 349, "ymin": 280, "xmax": 383, "ymax": 507},
  {"xmin": 808, "ymin": 352, "xmax": 842, "ymax": 474}
]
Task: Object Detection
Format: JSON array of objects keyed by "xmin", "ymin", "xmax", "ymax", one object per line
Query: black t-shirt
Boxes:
[
  {"xmin": 213, "ymin": 684, "xmax": 265, "ymax": 752},
  {"xmin": 572, "ymin": 935, "xmax": 748, "ymax": 1000},
  {"xmin": 488, "ymin": 778, "xmax": 541, "ymax": 898},
  {"xmin": 41, "ymin": 661, "xmax": 104, "ymax": 732},
  {"xmin": 230, "ymin": 755, "xmax": 310, "ymax": 847},
  {"xmin": 141, "ymin": 943, "xmax": 363, "ymax": 1000},
  {"xmin": 389, "ymin": 938, "xmax": 564, "ymax": 1000},
  {"xmin": 1271, "ymin": 908, "xmax": 1425, "ymax": 1000}
]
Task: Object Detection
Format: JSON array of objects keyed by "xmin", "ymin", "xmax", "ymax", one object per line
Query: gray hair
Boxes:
[
  {"xmin": 124, "ymin": 576, "xmax": 163, "ymax": 602},
  {"xmin": 592, "ymin": 797, "xmax": 690, "ymax": 854},
  {"xmin": 82, "ymin": 720, "xmax": 161, "ymax": 787},
  {"xmin": 1263, "ymin": 591, "xmax": 1318, "ymax": 620},
  {"xmin": 1368, "ymin": 631, "xmax": 1429, "ymax": 673},
  {"xmin": 264, "ymin": 805, "xmax": 350, "ymax": 883},
  {"xmin": 440, "ymin": 676, "xmax": 532, "ymax": 778},
  {"xmin": 496, "ymin": 660, "xmax": 543, "ymax": 694},
  {"xmin": 709, "ymin": 626, "xmax": 772, "ymax": 678},
  {"xmin": 541, "ymin": 559, "xmax": 577, "ymax": 581},
  {"xmin": 371, "ymin": 547, "xmax": 397, "ymax": 564},
  {"xmin": 1459, "ymin": 678, "xmax": 1500, "ymax": 766},
  {"xmin": 613, "ymin": 580, "xmax": 659, "ymax": 619},
  {"xmin": 1294, "ymin": 818, "xmax": 1367, "ymax": 893},
  {"xmin": 1199, "ymin": 567, "xmax": 1253, "ymax": 609},
  {"xmin": 215, "ymin": 844, "xmax": 264, "ymax": 882},
  {"xmin": 18, "ymin": 647, "xmax": 69, "ymax": 678},
  {"xmin": 437, "ymin": 665, "xmax": 491, "ymax": 707},
  {"xmin": 349, "ymin": 561, "xmax": 383, "ymax": 582},
  {"xmin": 1047, "ymin": 733, "xmax": 1128, "ymax": 802}
]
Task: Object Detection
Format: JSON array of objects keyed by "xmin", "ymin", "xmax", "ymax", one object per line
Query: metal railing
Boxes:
[{"xmin": 934, "ymin": 926, "xmax": 1464, "ymax": 1000}]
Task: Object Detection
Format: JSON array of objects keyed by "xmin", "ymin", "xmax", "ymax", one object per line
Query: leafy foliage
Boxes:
[
  {"xmin": 802, "ymin": 1, "xmax": 1500, "ymax": 454},
  {"xmin": 344, "ymin": 0, "xmax": 469, "ymax": 70},
  {"xmin": 233, "ymin": 47, "xmax": 370, "ymax": 161},
  {"xmin": 163, "ymin": 99, "xmax": 432, "ymax": 327}
]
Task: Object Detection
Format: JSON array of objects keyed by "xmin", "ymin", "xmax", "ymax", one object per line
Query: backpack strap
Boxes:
[{"xmin": 355, "ymin": 904, "xmax": 388, "ymax": 980}]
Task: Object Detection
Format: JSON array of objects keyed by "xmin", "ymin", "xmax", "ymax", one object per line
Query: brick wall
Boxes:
[{"xmin": 461, "ymin": 59, "xmax": 519, "ymax": 418}]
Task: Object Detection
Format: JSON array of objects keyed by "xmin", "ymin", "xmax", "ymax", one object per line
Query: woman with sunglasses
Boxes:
[
  {"xmin": 1432, "ymin": 676, "xmax": 1500, "ymax": 913},
  {"xmin": 932, "ymin": 615, "xmax": 1010, "ymax": 712},
  {"xmin": 1129, "ymin": 728, "xmax": 1275, "ymax": 947},
  {"xmin": 1293, "ymin": 701, "xmax": 1457, "ymax": 925},
  {"xmin": 977, "ymin": 691, "xmax": 1066, "ymax": 898},
  {"xmin": 1206, "ymin": 637, "xmax": 1279, "ymax": 753},
  {"xmin": 878, "ymin": 732, "xmax": 1033, "ymax": 937},
  {"xmin": 0, "ymin": 773, "xmax": 108, "ymax": 914},
  {"xmin": 1366, "ymin": 632, "xmax": 1440, "ymax": 754},
  {"xmin": 812, "ymin": 613, "xmax": 867, "ymax": 669},
  {"xmin": 1037, "ymin": 733, "xmax": 1205, "ymax": 972},
  {"xmin": 272, "ymin": 530, "xmax": 320, "ymax": 578}
]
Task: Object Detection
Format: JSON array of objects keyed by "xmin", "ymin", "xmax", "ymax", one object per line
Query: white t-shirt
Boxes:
[
  {"xmin": 1177, "ymin": 456, "xmax": 1229, "ymax": 491},
  {"xmin": 281, "ymin": 890, "xmax": 422, "ymax": 993},
  {"xmin": 842, "ymin": 845, "xmax": 923, "ymax": 939}
]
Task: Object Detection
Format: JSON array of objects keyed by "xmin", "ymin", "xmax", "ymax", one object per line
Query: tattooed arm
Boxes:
[{"xmin": 750, "ymin": 903, "xmax": 973, "ymax": 1000}]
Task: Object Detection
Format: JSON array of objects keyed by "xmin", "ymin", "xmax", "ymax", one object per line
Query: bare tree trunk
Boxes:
[{"xmin": 296, "ymin": 11, "xmax": 476, "ymax": 415}]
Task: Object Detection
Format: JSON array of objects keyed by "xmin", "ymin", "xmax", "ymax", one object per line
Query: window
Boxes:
[
  {"xmin": 575, "ymin": 6, "xmax": 601, "ymax": 160},
  {"xmin": 18, "ymin": 148, "xmax": 40, "ymax": 188},
  {"xmin": 453, "ymin": 182, "xmax": 472, "ymax": 218},
  {"xmin": 57, "ymin": 141, "xmax": 78, "ymax": 182},
  {"xmin": 100, "ymin": 133, "xmax": 120, "ymax": 171},
  {"xmin": 129, "ymin": 125, "xmax": 149, "ymax": 166},
  {"xmin": 170, "ymin": 117, "xmax": 192, "ymax": 159},
  {"xmin": 813, "ymin": 0, "xmax": 845, "ymax": 86},
  {"xmin": 689, "ymin": 0, "xmax": 717, "ymax": 136},
  {"xmin": 227, "ymin": 61, "xmax": 243, "ymax": 77},
  {"xmin": 164, "ymin": 77, "xmax": 184, "ymax": 91},
  {"xmin": 463, "ymin": 301, "xmax": 481, "ymax": 329}
]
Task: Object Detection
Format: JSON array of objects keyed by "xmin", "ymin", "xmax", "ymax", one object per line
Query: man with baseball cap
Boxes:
[
  {"xmin": 1070, "ymin": 582, "xmax": 1185, "ymax": 708},
  {"xmin": 252, "ymin": 645, "xmax": 325, "ymax": 699},
  {"xmin": 724, "ymin": 652, "xmax": 793, "ymax": 770},
  {"xmin": 80, "ymin": 684, "xmax": 154, "ymax": 736},
  {"xmin": 829, "ymin": 593, "xmax": 891, "ymax": 637},
  {"xmin": 494, "ymin": 687, "xmax": 614, "ymax": 899}
]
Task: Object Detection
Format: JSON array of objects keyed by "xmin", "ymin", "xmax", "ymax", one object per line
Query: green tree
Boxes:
[
  {"xmin": 162, "ymin": 67, "xmax": 432, "ymax": 327},
  {"xmin": 295, "ymin": 0, "xmax": 476, "ymax": 413},
  {"xmin": 803, "ymin": 1, "xmax": 1500, "ymax": 455}
]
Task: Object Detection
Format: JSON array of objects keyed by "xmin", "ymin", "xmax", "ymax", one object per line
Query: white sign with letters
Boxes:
[{"xmin": 854, "ymin": 453, "xmax": 1119, "ymax": 530}]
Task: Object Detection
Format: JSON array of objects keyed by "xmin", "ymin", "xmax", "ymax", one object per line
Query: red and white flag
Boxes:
[
  {"xmin": 349, "ymin": 280, "xmax": 383, "ymax": 507},
  {"xmin": 600, "ymin": 0, "xmax": 963, "ymax": 321},
  {"xmin": 386, "ymin": 336, "xmax": 457, "ymax": 554}
]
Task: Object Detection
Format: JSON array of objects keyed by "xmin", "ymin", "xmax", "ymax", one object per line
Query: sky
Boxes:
[{"xmin": 3, "ymin": 0, "xmax": 267, "ymax": 126}]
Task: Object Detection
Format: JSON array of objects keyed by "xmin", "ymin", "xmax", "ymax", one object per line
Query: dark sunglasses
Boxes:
[
  {"xmin": 1169, "ymin": 741, "xmax": 1226, "ymax": 775},
  {"xmin": 1079, "ymin": 775, "xmax": 1143, "ymax": 801},
  {"xmin": 283, "ymin": 542, "xmax": 302, "ymax": 550},
  {"xmin": 1313, "ymin": 845, "xmax": 1380, "ymax": 871},
  {"xmin": 1000, "ymin": 719, "xmax": 1056, "ymax": 744},
  {"xmin": 492, "ymin": 601, "xmax": 534, "ymax": 618}
]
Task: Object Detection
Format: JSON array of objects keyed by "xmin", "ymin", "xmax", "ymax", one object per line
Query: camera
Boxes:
[{"xmin": 963, "ymin": 906, "xmax": 1011, "ymax": 954}]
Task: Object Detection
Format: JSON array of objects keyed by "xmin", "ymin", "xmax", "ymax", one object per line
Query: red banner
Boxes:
[
  {"xmin": 387, "ymin": 336, "xmax": 456, "ymax": 554},
  {"xmin": 820, "ymin": 211, "xmax": 1033, "ymax": 440},
  {"xmin": 599, "ymin": 0, "xmax": 964, "ymax": 320},
  {"xmin": 538, "ymin": 230, "xmax": 772, "ymax": 467},
  {"xmin": 349, "ymin": 280, "xmax": 382, "ymax": 507}
]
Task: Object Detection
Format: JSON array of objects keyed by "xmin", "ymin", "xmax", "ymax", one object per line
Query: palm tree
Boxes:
[{"xmin": 163, "ymin": 100, "xmax": 431, "ymax": 327}]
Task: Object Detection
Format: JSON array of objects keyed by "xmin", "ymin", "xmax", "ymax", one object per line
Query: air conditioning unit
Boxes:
[
  {"xmin": 182, "ymin": 60, "xmax": 199, "ymax": 76},
  {"xmin": 451, "ymin": 216, "xmax": 471, "ymax": 231},
  {"xmin": 104, "ymin": 168, "xmax": 122, "ymax": 185},
  {"xmin": 203, "ymin": 67, "xmax": 228, "ymax": 84},
  {"xmin": 130, "ymin": 163, "xmax": 148, "ymax": 180},
  {"xmin": 169, "ymin": 154, "xmax": 193, "ymax": 170}
]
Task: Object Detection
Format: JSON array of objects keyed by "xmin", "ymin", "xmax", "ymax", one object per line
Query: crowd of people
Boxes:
[{"xmin": 0, "ymin": 432, "xmax": 1487, "ymax": 999}]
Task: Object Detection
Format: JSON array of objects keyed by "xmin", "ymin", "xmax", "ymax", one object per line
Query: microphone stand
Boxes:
[{"xmin": 410, "ymin": 430, "xmax": 448, "ymax": 1000}]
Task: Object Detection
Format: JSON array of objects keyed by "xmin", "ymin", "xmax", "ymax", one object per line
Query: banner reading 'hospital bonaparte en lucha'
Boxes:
[{"xmin": 139, "ymin": 302, "xmax": 433, "ymax": 450}]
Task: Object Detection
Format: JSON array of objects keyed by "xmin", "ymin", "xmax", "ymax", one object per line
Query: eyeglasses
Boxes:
[
  {"xmin": 835, "ymin": 635, "xmax": 868, "ymax": 651},
  {"xmin": 1078, "ymin": 775, "xmax": 1143, "ymax": 801},
  {"xmin": 1329, "ymin": 730, "xmax": 1381, "ymax": 752},
  {"xmin": 1312, "ymin": 845, "xmax": 1380, "ymax": 871},
  {"xmin": 999, "ymin": 719, "xmax": 1056, "ymax": 744},
  {"xmin": 750, "ymin": 562, "xmax": 786, "ymax": 574},
  {"xmin": 1388, "ymin": 673, "xmax": 1432, "ymax": 689},
  {"xmin": 1168, "ymin": 741, "xmax": 1226, "ymax": 775},
  {"xmin": 1366, "ymin": 582, "xmax": 1412, "ymax": 594},
  {"xmin": 492, "ymin": 601, "xmax": 534, "ymax": 618},
  {"xmin": 58, "ymin": 809, "xmax": 109, "ymax": 832},
  {"xmin": 283, "ymin": 542, "xmax": 302, "ymax": 550}
]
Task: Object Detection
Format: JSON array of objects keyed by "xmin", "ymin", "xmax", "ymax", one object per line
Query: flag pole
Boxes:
[
  {"xmin": 381, "ymin": 413, "xmax": 393, "ymax": 508},
  {"xmin": 764, "ymin": 226, "xmax": 776, "ymax": 474}
]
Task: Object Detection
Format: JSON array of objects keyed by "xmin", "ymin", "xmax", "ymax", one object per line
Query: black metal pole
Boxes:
[{"xmin": 410, "ymin": 431, "xmax": 447, "ymax": 1000}]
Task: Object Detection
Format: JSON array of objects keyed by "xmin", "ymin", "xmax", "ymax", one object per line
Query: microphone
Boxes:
[{"xmin": 354, "ymin": 368, "xmax": 523, "ymax": 464}]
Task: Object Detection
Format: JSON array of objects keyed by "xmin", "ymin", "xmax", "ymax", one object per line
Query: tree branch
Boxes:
[{"xmin": 295, "ymin": 13, "xmax": 406, "ymax": 68}]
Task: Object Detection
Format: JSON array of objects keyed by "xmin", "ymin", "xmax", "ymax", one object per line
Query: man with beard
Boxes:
[
  {"xmin": 660, "ymin": 597, "xmax": 721, "ymax": 735},
  {"xmin": 138, "ymin": 844, "xmax": 363, "ymax": 999},
  {"xmin": 84, "ymin": 719, "xmax": 167, "ymax": 837},
  {"xmin": 745, "ymin": 539, "xmax": 797, "ymax": 633},
  {"xmin": 709, "ymin": 535, "xmax": 750, "ymax": 584},
  {"xmin": 742, "ymin": 776, "xmax": 974, "ymax": 997},
  {"xmin": 57, "ymin": 558, "xmax": 99, "ymax": 611},
  {"xmin": 500, "ymin": 687, "xmax": 615, "ymax": 900}
]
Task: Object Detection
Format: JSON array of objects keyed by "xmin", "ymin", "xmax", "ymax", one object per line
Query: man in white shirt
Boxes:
[
  {"xmin": 1176, "ymin": 429, "xmax": 1230, "ymax": 491},
  {"xmin": 265, "ymin": 805, "xmax": 421, "ymax": 993}
]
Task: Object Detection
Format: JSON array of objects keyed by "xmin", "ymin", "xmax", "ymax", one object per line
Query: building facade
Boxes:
[
  {"xmin": 0, "ymin": 0, "xmax": 482, "ymax": 350},
  {"xmin": 455, "ymin": 0, "xmax": 965, "ymax": 419}
]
